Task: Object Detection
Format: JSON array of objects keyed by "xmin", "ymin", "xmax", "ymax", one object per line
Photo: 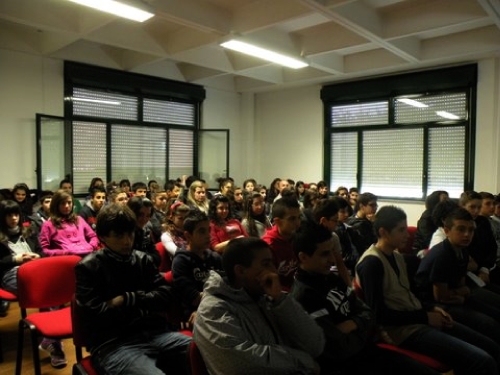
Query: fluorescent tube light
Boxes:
[
  {"xmin": 68, "ymin": 97, "xmax": 122, "ymax": 105},
  {"xmin": 68, "ymin": 0, "xmax": 154, "ymax": 22},
  {"xmin": 436, "ymin": 111, "xmax": 460, "ymax": 120},
  {"xmin": 220, "ymin": 40, "xmax": 308, "ymax": 69},
  {"xmin": 396, "ymin": 98, "xmax": 428, "ymax": 108}
]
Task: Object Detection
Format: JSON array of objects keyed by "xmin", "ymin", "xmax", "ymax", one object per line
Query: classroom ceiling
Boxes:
[{"xmin": 1, "ymin": 0, "xmax": 500, "ymax": 93}]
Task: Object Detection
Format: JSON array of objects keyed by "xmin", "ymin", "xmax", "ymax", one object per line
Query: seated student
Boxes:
[
  {"xmin": 172, "ymin": 211, "xmax": 222, "ymax": 324},
  {"xmin": 131, "ymin": 182, "xmax": 148, "ymax": 198},
  {"xmin": 59, "ymin": 179, "xmax": 83, "ymax": 214},
  {"xmin": 208, "ymin": 195, "xmax": 247, "ymax": 254},
  {"xmin": 427, "ymin": 199, "xmax": 459, "ymax": 251},
  {"xmin": 291, "ymin": 221, "xmax": 440, "ymax": 375},
  {"xmin": 161, "ymin": 201, "xmax": 190, "ymax": 257},
  {"xmin": 127, "ymin": 197, "xmax": 160, "ymax": 268},
  {"xmin": 262, "ymin": 197, "xmax": 302, "ymax": 290},
  {"xmin": 164, "ymin": 180, "xmax": 183, "ymax": 202},
  {"xmin": 194, "ymin": 237, "xmax": 325, "ymax": 375},
  {"xmin": 356, "ymin": 205, "xmax": 500, "ymax": 375},
  {"xmin": 39, "ymin": 190, "xmax": 99, "ymax": 257},
  {"xmin": 147, "ymin": 180, "xmax": 159, "ymax": 200},
  {"xmin": 186, "ymin": 180, "xmax": 209, "ymax": 214},
  {"xmin": 12, "ymin": 182, "xmax": 33, "ymax": 224},
  {"xmin": 332, "ymin": 196, "xmax": 359, "ymax": 274},
  {"xmin": 348, "ymin": 187, "xmax": 359, "ymax": 212},
  {"xmin": 302, "ymin": 189, "xmax": 319, "ymax": 210},
  {"xmin": 413, "ymin": 190, "xmax": 449, "ymax": 253},
  {"xmin": 347, "ymin": 192, "xmax": 378, "ymax": 256},
  {"xmin": 492, "ymin": 194, "xmax": 500, "ymax": 267},
  {"xmin": 295, "ymin": 180, "xmax": 306, "ymax": 203},
  {"xmin": 480, "ymin": 191, "xmax": 500, "ymax": 284},
  {"xmin": 334, "ymin": 186, "xmax": 349, "ymax": 200},
  {"xmin": 75, "ymin": 204, "xmax": 192, "ymax": 375},
  {"xmin": 109, "ymin": 187, "xmax": 129, "ymax": 205},
  {"xmin": 243, "ymin": 178, "xmax": 257, "ymax": 194},
  {"xmin": 316, "ymin": 180, "xmax": 330, "ymax": 200},
  {"xmin": 150, "ymin": 190, "xmax": 168, "ymax": 241},
  {"xmin": 304, "ymin": 198, "xmax": 351, "ymax": 285},
  {"xmin": 86, "ymin": 177, "xmax": 104, "ymax": 201},
  {"xmin": 229, "ymin": 186, "xmax": 245, "ymax": 221},
  {"xmin": 459, "ymin": 191, "xmax": 500, "ymax": 289},
  {"xmin": 79, "ymin": 187, "xmax": 106, "ymax": 232},
  {"xmin": 241, "ymin": 191, "xmax": 272, "ymax": 238},
  {"xmin": 415, "ymin": 207, "xmax": 500, "ymax": 344},
  {"xmin": 119, "ymin": 179, "xmax": 132, "ymax": 196},
  {"xmin": 29, "ymin": 190, "xmax": 53, "ymax": 235}
]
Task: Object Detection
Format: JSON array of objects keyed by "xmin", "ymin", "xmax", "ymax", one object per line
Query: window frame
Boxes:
[
  {"xmin": 321, "ymin": 64, "xmax": 477, "ymax": 201},
  {"xmin": 63, "ymin": 62, "xmax": 205, "ymax": 196}
]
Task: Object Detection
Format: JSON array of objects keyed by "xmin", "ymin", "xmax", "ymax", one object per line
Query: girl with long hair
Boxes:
[
  {"xmin": 187, "ymin": 180, "xmax": 209, "ymax": 214},
  {"xmin": 39, "ymin": 190, "xmax": 99, "ymax": 257},
  {"xmin": 161, "ymin": 201, "xmax": 190, "ymax": 257},
  {"xmin": 208, "ymin": 195, "xmax": 247, "ymax": 254},
  {"xmin": 241, "ymin": 192, "xmax": 272, "ymax": 238}
]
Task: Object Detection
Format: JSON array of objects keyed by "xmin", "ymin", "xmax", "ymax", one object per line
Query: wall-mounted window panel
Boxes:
[
  {"xmin": 330, "ymin": 132, "xmax": 357, "ymax": 190},
  {"xmin": 322, "ymin": 64, "xmax": 476, "ymax": 200},
  {"xmin": 143, "ymin": 99, "xmax": 195, "ymax": 126},
  {"xmin": 362, "ymin": 129, "xmax": 424, "ymax": 198},
  {"xmin": 169, "ymin": 129, "xmax": 194, "ymax": 178},
  {"xmin": 331, "ymin": 101, "xmax": 388, "ymax": 128},
  {"xmin": 71, "ymin": 87, "xmax": 138, "ymax": 120},
  {"xmin": 111, "ymin": 125, "xmax": 167, "ymax": 186},
  {"xmin": 73, "ymin": 121, "xmax": 107, "ymax": 194}
]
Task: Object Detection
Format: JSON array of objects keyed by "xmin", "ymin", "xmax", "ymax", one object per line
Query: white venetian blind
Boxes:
[
  {"xmin": 72, "ymin": 87, "xmax": 138, "ymax": 120},
  {"xmin": 143, "ymin": 99, "xmax": 195, "ymax": 126},
  {"xmin": 169, "ymin": 129, "xmax": 193, "ymax": 178},
  {"xmin": 331, "ymin": 101, "xmax": 388, "ymax": 128},
  {"xmin": 330, "ymin": 132, "xmax": 358, "ymax": 189}
]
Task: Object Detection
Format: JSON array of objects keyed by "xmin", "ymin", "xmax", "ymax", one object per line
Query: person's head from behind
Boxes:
[
  {"xmin": 425, "ymin": 190, "xmax": 449, "ymax": 210},
  {"xmin": 293, "ymin": 221, "xmax": 334, "ymax": 276},
  {"xmin": 302, "ymin": 190, "xmax": 319, "ymax": 210},
  {"xmin": 311, "ymin": 198, "xmax": 339, "ymax": 232},
  {"xmin": 479, "ymin": 192, "xmax": 495, "ymax": 217},
  {"xmin": 127, "ymin": 196, "xmax": 153, "ymax": 229},
  {"xmin": 96, "ymin": 204, "xmax": 136, "ymax": 256},
  {"xmin": 222, "ymin": 237, "xmax": 276, "ymax": 295},
  {"xmin": 12, "ymin": 183, "xmax": 30, "ymax": 204},
  {"xmin": 356, "ymin": 192, "xmax": 378, "ymax": 218},
  {"xmin": 50, "ymin": 190, "xmax": 74, "ymax": 218},
  {"xmin": 443, "ymin": 207, "xmax": 475, "ymax": 249},
  {"xmin": 331, "ymin": 196, "xmax": 350, "ymax": 224},
  {"xmin": 209, "ymin": 195, "xmax": 231, "ymax": 223},
  {"xmin": 243, "ymin": 179, "xmax": 257, "ymax": 193},
  {"xmin": 271, "ymin": 197, "xmax": 301, "ymax": 238},
  {"xmin": 432, "ymin": 199, "xmax": 459, "ymax": 228},
  {"xmin": 89, "ymin": 177, "xmax": 104, "ymax": 192},
  {"xmin": 459, "ymin": 191, "xmax": 482, "ymax": 220},
  {"xmin": 0, "ymin": 200, "xmax": 22, "ymax": 232},
  {"xmin": 89, "ymin": 187, "xmax": 106, "ymax": 212},
  {"xmin": 167, "ymin": 201, "xmax": 190, "ymax": 231},
  {"xmin": 183, "ymin": 211, "xmax": 210, "ymax": 251},
  {"xmin": 110, "ymin": 188, "xmax": 129, "ymax": 205},
  {"xmin": 59, "ymin": 179, "xmax": 73, "ymax": 194},
  {"xmin": 373, "ymin": 206, "xmax": 408, "ymax": 250},
  {"xmin": 119, "ymin": 179, "xmax": 131, "ymax": 193},
  {"xmin": 132, "ymin": 182, "xmax": 147, "ymax": 198}
]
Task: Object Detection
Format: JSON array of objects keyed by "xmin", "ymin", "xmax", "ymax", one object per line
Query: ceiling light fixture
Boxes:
[
  {"xmin": 396, "ymin": 98, "xmax": 429, "ymax": 108},
  {"xmin": 436, "ymin": 111, "xmax": 460, "ymax": 120},
  {"xmin": 67, "ymin": 0, "xmax": 154, "ymax": 22},
  {"xmin": 220, "ymin": 40, "xmax": 308, "ymax": 69}
]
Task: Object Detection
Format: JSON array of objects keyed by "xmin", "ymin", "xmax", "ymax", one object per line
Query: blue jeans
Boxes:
[
  {"xmin": 92, "ymin": 329, "xmax": 192, "ymax": 375},
  {"xmin": 401, "ymin": 324, "xmax": 499, "ymax": 375}
]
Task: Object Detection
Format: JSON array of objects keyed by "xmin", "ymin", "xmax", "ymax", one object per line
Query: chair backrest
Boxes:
[
  {"xmin": 155, "ymin": 242, "xmax": 172, "ymax": 272},
  {"xmin": 17, "ymin": 255, "xmax": 81, "ymax": 309}
]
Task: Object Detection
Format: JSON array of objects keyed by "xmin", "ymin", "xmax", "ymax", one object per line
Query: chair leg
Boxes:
[
  {"xmin": 15, "ymin": 320, "xmax": 25, "ymax": 375},
  {"xmin": 29, "ymin": 327, "xmax": 42, "ymax": 375}
]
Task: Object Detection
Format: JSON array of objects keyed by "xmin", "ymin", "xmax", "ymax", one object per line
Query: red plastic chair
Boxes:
[
  {"xmin": 402, "ymin": 225, "xmax": 418, "ymax": 254},
  {"xmin": 15, "ymin": 255, "xmax": 81, "ymax": 375},
  {"xmin": 155, "ymin": 242, "xmax": 173, "ymax": 272},
  {"xmin": 71, "ymin": 297, "xmax": 100, "ymax": 375},
  {"xmin": 0, "ymin": 287, "xmax": 17, "ymax": 363},
  {"xmin": 188, "ymin": 341, "xmax": 209, "ymax": 375}
]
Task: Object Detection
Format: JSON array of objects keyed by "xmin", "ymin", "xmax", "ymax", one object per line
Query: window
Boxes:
[
  {"xmin": 322, "ymin": 65, "xmax": 476, "ymax": 199},
  {"xmin": 64, "ymin": 62, "xmax": 205, "ymax": 195}
]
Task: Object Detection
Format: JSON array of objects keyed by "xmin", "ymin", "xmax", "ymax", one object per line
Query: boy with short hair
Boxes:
[
  {"xmin": 132, "ymin": 182, "xmax": 148, "ymax": 198},
  {"xmin": 79, "ymin": 187, "xmax": 106, "ymax": 232},
  {"xmin": 150, "ymin": 190, "xmax": 168, "ymax": 240},
  {"xmin": 356, "ymin": 206, "xmax": 500, "ymax": 375},
  {"xmin": 347, "ymin": 192, "xmax": 378, "ymax": 256},
  {"xmin": 291, "ymin": 221, "xmax": 439, "ymax": 375},
  {"xmin": 165, "ymin": 180, "xmax": 183, "ymax": 201},
  {"xmin": 75, "ymin": 204, "xmax": 191, "ymax": 375},
  {"xmin": 262, "ymin": 197, "xmax": 301, "ymax": 290},
  {"xmin": 171, "ymin": 211, "xmax": 222, "ymax": 324},
  {"xmin": 194, "ymin": 237, "xmax": 324, "ymax": 375}
]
